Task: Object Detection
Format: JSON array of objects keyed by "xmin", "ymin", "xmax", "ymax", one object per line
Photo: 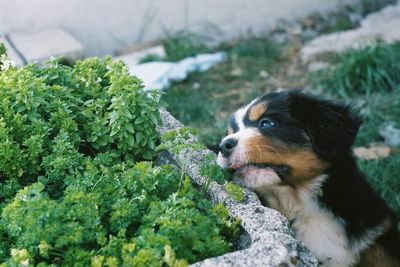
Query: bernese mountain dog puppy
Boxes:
[{"xmin": 216, "ymin": 90, "xmax": 400, "ymax": 266}]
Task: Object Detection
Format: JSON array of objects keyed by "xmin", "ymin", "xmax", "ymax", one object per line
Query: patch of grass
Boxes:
[
  {"xmin": 309, "ymin": 13, "xmax": 356, "ymax": 34},
  {"xmin": 138, "ymin": 53, "xmax": 164, "ymax": 63},
  {"xmin": 163, "ymin": 31, "xmax": 211, "ymax": 62},
  {"xmin": 322, "ymin": 15, "xmax": 354, "ymax": 34},
  {"xmin": 354, "ymin": 92, "xmax": 400, "ymax": 146},
  {"xmin": 349, "ymin": 92, "xmax": 400, "ymax": 217},
  {"xmin": 315, "ymin": 41, "xmax": 400, "ymax": 97},
  {"xmin": 359, "ymin": 154, "xmax": 400, "ymax": 217},
  {"xmin": 163, "ymin": 37, "xmax": 282, "ymax": 146},
  {"xmin": 227, "ymin": 38, "xmax": 280, "ymax": 61}
]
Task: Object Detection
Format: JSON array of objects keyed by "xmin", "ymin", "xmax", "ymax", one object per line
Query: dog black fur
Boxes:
[{"xmin": 217, "ymin": 90, "xmax": 400, "ymax": 266}]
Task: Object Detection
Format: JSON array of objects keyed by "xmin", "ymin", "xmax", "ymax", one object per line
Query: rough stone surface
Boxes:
[
  {"xmin": 301, "ymin": 2, "xmax": 400, "ymax": 61},
  {"xmin": 158, "ymin": 109, "xmax": 318, "ymax": 266},
  {"xmin": 8, "ymin": 28, "xmax": 85, "ymax": 64}
]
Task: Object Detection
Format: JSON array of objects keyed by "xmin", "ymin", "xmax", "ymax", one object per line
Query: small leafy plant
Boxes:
[
  {"xmin": 200, "ymin": 154, "xmax": 244, "ymax": 202},
  {"xmin": 200, "ymin": 154, "xmax": 230, "ymax": 186},
  {"xmin": 224, "ymin": 182, "xmax": 244, "ymax": 202},
  {"xmin": 158, "ymin": 127, "xmax": 206, "ymax": 154},
  {"xmin": 159, "ymin": 129, "xmax": 244, "ymax": 202},
  {"xmin": 0, "ymin": 54, "xmax": 239, "ymax": 266}
]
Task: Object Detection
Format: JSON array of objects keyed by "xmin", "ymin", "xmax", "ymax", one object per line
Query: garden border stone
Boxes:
[{"xmin": 157, "ymin": 109, "xmax": 318, "ymax": 267}]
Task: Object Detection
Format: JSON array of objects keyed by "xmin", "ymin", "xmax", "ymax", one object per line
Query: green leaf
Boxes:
[{"xmin": 135, "ymin": 132, "xmax": 142, "ymax": 143}]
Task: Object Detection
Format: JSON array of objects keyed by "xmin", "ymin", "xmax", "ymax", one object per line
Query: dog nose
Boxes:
[{"xmin": 219, "ymin": 138, "xmax": 238, "ymax": 157}]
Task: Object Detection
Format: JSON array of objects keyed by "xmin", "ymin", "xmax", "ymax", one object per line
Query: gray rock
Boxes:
[
  {"xmin": 307, "ymin": 61, "xmax": 330, "ymax": 72},
  {"xmin": 157, "ymin": 109, "xmax": 318, "ymax": 266},
  {"xmin": 300, "ymin": 29, "xmax": 318, "ymax": 41},
  {"xmin": 380, "ymin": 122, "xmax": 400, "ymax": 147},
  {"xmin": 301, "ymin": 2, "xmax": 400, "ymax": 61}
]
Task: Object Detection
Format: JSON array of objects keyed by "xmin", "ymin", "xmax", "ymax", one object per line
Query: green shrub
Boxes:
[
  {"xmin": 0, "ymin": 56, "xmax": 239, "ymax": 265},
  {"xmin": 228, "ymin": 38, "xmax": 280, "ymax": 61},
  {"xmin": 318, "ymin": 41, "xmax": 400, "ymax": 97}
]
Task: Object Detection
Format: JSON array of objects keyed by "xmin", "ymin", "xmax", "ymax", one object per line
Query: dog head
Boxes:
[{"xmin": 217, "ymin": 90, "xmax": 361, "ymax": 186}]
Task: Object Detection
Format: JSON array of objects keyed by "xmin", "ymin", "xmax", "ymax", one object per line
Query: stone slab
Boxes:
[
  {"xmin": 8, "ymin": 28, "xmax": 85, "ymax": 64},
  {"xmin": 301, "ymin": 2, "xmax": 400, "ymax": 61},
  {"xmin": 157, "ymin": 109, "xmax": 318, "ymax": 266}
]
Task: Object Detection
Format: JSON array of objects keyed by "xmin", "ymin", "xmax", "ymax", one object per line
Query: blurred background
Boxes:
[
  {"xmin": 1, "ymin": 0, "xmax": 399, "ymax": 218},
  {"xmin": 0, "ymin": 0, "xmax": 358, "ymax": 57}
]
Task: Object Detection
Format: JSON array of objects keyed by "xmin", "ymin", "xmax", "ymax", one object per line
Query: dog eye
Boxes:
[{"xmin": 259, "ymin": 118, "xmax": 276, "ymax": 128}]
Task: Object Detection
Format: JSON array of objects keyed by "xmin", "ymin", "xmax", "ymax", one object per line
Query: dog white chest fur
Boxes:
[{"xmin": 228, "ymin": 166, "xmax": 384, "ymax": 267}]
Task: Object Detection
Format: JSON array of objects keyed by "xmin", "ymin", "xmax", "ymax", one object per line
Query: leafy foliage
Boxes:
[
  {"xmin": 158, "ymin": 127, "xmax": 205, "ymax": 154},
  {"xmin": 0, "ymin": 56, "xmax": 239, "ymax": 265},
  {"xmin": 159, "ymin": 129, "xmax": 243, "ymax": 203},
  {"xmin": 200, "ymin": 154, "xmax": 230, "ymax": 189}
]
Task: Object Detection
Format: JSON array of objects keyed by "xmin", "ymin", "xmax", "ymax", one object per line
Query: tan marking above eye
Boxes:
[{"xmin": 248, "ymin": 102, "xmax": 268, "ymax": 121}]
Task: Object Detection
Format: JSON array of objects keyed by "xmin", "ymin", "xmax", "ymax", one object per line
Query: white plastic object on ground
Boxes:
[{"xmin": 127, "ymin": 52, "xmax": 227, "ymax": 90}]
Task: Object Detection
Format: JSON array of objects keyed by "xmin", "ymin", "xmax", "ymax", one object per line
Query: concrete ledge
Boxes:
[
  {"xmin": 8, "ymin": 28, "xmax": 85, "ymax": 64},
  {"xmin": 157, "ymin": 109, "xmax": 318, "ymax": 266}
]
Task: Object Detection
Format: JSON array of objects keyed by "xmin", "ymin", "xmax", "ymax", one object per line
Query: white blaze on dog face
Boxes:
[
  {"xmin": 217, "ymin": 128, "xmax": 261, "ymax": 169},
  {"xmin": 217, "ymin": 105, "xmax": 252, "ymax": 169}
]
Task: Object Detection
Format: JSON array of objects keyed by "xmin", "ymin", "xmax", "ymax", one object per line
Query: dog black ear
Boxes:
[{"xmin": 288, "ymin": 91, "xmax": 362, "ymax": 159}]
